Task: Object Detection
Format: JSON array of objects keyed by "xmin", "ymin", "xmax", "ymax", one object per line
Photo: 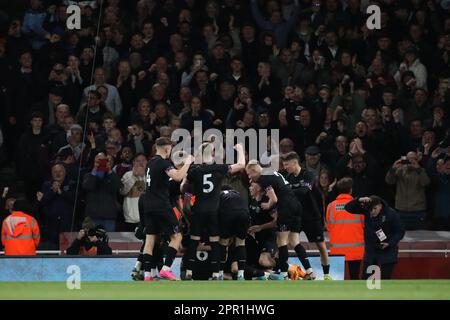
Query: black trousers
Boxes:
[
  {"xmin": 362, "ymin": 259, "xmax": 396, "ymax": 280},
  {"xmin": 347, "ymin": 260, "xmax": 362, "ymax": 280}
]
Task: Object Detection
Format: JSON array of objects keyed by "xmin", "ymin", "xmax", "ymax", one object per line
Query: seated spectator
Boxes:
[{"xmin": 36, "ymin": 163, "xmax": 76, "ymax": 247}]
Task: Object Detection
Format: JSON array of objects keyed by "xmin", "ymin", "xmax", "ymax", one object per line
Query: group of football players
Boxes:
[{"xmin": 131, "ymin": 137, "xmax": 332, "ymax": 281}]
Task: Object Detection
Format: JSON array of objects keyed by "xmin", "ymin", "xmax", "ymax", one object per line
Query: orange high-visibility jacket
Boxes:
[
  {"xmin": 326, "ymin": 194, "xmax": 364, "ymax": 261},
  {"xmin": 1, "ymin": 211, "xmax": 40, "ymax": 256}
]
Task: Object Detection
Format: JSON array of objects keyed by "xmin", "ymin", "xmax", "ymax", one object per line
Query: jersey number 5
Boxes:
[{"xmin": 203, "ymin": 174, "xmax": 214, "ymax": 193}]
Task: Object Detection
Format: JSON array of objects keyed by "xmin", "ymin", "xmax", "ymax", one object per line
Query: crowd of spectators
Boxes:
[{"xmin": 1, "ymin": 0, "xmax": 450, "ymax": 249}]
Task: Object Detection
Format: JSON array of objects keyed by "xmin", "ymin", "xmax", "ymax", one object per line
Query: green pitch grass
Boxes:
[{"xmin": 0, "ymin": 280, "xmax": 449, "ymax": 300}]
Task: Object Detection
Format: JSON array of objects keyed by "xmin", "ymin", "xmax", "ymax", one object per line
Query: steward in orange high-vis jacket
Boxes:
[
  {"xmin": 1, "ymin": 200, "xmax": 40, "ymax": 256},
  {"xmin": 326, "ymin": 178, "xmax": 364, "ymax": 279}
]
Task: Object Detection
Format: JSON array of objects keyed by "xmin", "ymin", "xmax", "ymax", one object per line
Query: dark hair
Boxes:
[
  {"xmin": 337, "ymin": 177, "xmax": 353, "ymax": 194},
  {"xmin": 368, "ymin": 195, "xmax": 384, "ymax": 210},
  {"xmin": 13, "ymin": 199, "xmax": 33, "ymax": 213},
  {"xmin": 88, "ymin": 90, "xmax": 101, "ymax": 99},
  {"xmin": 133, "ymin": 153, "xmax": 146, "ymax": 161},
  {"xmin": 282, "ymin": 151, "xmax": 300, "ymax": 163},
  {"xmin": 102, "ymin": 112, "xmax": 116, "ymax": 122},
  {"xmin": 30, "ymin": 111, "xmax": 44, "ymax": 121}
]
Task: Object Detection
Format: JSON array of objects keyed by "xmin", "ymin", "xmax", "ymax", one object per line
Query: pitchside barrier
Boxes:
[{"xmin": 0, "ymin": 256, "xmax": 345, "ymax": 282}]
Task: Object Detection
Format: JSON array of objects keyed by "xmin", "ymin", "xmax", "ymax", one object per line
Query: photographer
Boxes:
[
  {"xmin": 385, "ymin": 151, "xmax": 430, "ymax": 230},
  {"xmin": 66, "ymin": 225, "xmax": 112, "ymax": 256},
  {"xmin": 345, "ymin": 196, "xmax": 405, "ymax": 280}
]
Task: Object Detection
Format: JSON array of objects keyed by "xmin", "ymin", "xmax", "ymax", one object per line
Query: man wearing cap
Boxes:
[
  {"xmin": 57, "ymin": 124, "xmax": 88, "ymax": 165},
  {"xmin": 302, "ymin": 145, "xmax": 327, "ymax": 182}
]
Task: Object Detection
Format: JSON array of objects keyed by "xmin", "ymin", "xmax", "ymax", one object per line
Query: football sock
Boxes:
[
  {"xmin": 322, "ymin": 264, "xmax": 330, "ymax": 275},
  {"xmin": 237, "ymin": 270, "xmax": 244, "ymax": 278},
  {"xmin": 294, "ymin": 244, "xmax": 312, "ymax": 270},
  {"xmin": 163, "ymin": 246, "xmax": 178, "ymax": 268},
  {"xmin": 219, "ymin": 244, "xmax": 228, "ymax": 272},
  {"xmin": 186, "ymin": 239, "xmax": 199, "ymax": 272},
  {"xmin": 210, "ymin": 242, "xmax": 221, "ymax": 273},
  {"xmin": 151, "ymin": 268, "xmax": 158, "ymax": 278},
  {"xmin": 278, "ymin": 245, "xmax": 289, "ymax": 272},
  {"xmin": 143, "ymin": 253, "xmax": 153, "ymax": 274},
  {"xmin": 235, "ymin": 245, "xmax": 246, "ymax": 271}
]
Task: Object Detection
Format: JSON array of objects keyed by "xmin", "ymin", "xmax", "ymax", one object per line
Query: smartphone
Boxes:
[
  {"xmin": 440, "ymin": 147, "xmax": 449, "ymax": 154},
  {"xmin": 97, "ymin": 159, "xmax": 108, "ymax": 172}
]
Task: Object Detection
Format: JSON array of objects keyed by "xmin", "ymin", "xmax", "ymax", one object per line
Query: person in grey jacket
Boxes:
[
  {"xmin": 345, "ymin": 196, "xmax": 405, "ymax": 280},
  {"xmin": 385, "ymin": 151, "xmax": 430, "ymax": 230},
  {"xmin": 82, "ymin": 153, "xmax": 121, "ymax": 232}
]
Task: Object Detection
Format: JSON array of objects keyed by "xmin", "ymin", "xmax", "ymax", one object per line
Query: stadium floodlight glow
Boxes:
[{"xmin": 171, "ymin": 121, "xmax": 280, "ymax": 174}]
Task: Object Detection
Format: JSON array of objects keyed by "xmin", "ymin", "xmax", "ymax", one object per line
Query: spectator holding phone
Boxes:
[
  {"xmin": 385, "ymin": 151, "xmax": 430, "ymax": 230},
  {"xmin": 426, "ymin": 148, "xmax": 450, "ymax": 230},
  {"xmin": 345, "ymin": 196, "xmax": 405, "ymax": 280},
  {"xmin": 82, "ymin": 153, "xmax": 122, "ymax": 231}
]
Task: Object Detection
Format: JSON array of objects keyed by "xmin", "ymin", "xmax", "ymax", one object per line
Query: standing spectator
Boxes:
[
  {"xmin": 1, "ymin": 199, "xmax": 40, "ymax": 256},
  {"xmin": 120, "ymin": 153, "xmax": 147, "ymax": 230},
  {"xmin": 394, "ymin": 46, "xmax": 428, "ymax": 90},
  {"xmin": 81, "ymin": 67, "xmax": 123, "ymax": 117},
  {"xmin": 385, "ymin": 152, "xmax": 430, "ymax": 230},
  {"xmin": 250, "ymin": 0, "xmax": 299, "ymax": 48},
  {"xmin": 21, "ymin": 0, "xmax": 50, "ymax": 51},
  {"xmin": 345, "ymin": 196, "xmax": 405, "ymax": 280},
  {"xmin": 302, "ymin": 145, "xmax": 327, "ymax": 182},
  {"xmin": 426, "ymin": 148, "xmax": 450, "ymax": 230},
  {"xmin": 336, "ymin": 139, "xmax": 379, "ymax": 198},
  {"xmin": 36, "ymin": 163, "xmax": 76, "ymax": 247},
  {"xmin": 82, "ymin": 153, "xmax": 121, "ymax": 231},
  {"xmin": 17, "ymin": 112, "xmax": 49, "ymax": 202}
]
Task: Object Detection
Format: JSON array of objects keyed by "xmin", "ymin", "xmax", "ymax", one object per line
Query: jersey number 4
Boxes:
[
  {"xmin": 274, "ymin": 171, "xmax": 289, "ymax": 185},
  {"xmin": 203, "ymin": 174, "xmax": 214, "ymax": 193},
  {"xmin": 146, "ymin": 168, "xmax": 151, "ymax": 187}
]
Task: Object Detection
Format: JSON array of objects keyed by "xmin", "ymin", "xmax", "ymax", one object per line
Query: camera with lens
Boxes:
[{"xmin": 86, "ymin": 225, "xmax": 108, "ymax": 242}]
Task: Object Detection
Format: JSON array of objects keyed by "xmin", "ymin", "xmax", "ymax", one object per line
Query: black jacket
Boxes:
[
  {"xmin": 66, "ymin": 237, "xmax": 112, "ymax": 255},
  {"xmin": 345, "ymin": 198, "xmax": 405, "ymax": 265},
  {"xmin": 82, "ymin": 172, "xmax": 121, "ymax": 220}
]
